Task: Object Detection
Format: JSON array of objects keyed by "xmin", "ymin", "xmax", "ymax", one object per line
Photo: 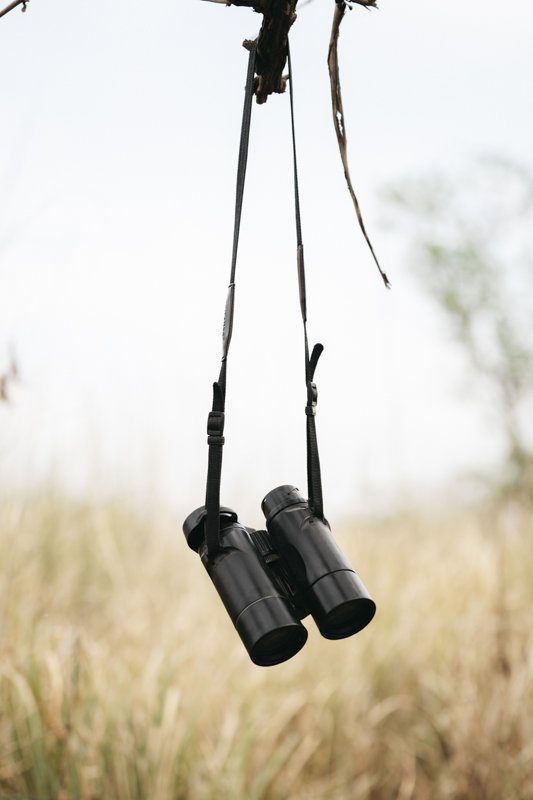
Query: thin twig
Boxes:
[
  {"xmin": 328, "ymin": 1, "xmax": 389, "ymax": 288},
  {"xmin": 0, "ymin": 347, "xmax": 18, "ymax": 403},
  {"xmin": 0, "ymin": 0, "xmax": 28, "ymax": 19}
]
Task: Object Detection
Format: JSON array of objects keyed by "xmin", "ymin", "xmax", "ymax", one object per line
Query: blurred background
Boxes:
[{"xmin": 1, "ymin": 1, "xmax": 532, "ymax": 799}]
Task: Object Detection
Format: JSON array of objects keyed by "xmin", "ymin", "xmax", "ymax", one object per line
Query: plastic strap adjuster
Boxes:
[
  {"xmin": 305, "ymin": 382, "xmax": 318, "ymax": 416},
  {"xmin": 207, "ymin": 411, "xmax": 225, "ymax": 445}
]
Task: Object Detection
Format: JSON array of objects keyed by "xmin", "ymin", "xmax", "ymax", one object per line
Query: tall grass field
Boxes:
[{"xmin": 1, "ymin": 497, "xmax": 532, "ymax": 799}]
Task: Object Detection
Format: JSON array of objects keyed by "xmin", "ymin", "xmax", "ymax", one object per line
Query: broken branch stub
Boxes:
[
  {"xmin": 254, "ymin": 1, "xmax": 297, "ymax": 103},
  {"xmin": 215, "ymin": 0, "xmax": 298, "ymax": 103}
]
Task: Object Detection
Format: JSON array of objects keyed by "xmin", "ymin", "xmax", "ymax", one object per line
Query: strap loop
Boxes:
[{"xmin": 308, "ymin": 343, "xmax": 324, "ymax": 382}]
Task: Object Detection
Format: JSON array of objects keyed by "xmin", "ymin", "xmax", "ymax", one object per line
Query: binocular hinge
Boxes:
[{"xmin": 250, "ymin": 529, "xmax": 278, "ymax": 564}]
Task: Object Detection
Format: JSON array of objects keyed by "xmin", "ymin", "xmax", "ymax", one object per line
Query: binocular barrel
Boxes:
[
  {"xmin": 262, "ymin": 486, "xmax": 376, "ymax": 640},
  {"xmin": 183, "ymin": 486, "xmax": 376, "ymax": 666},
  {"xmin": 183, "ymin": 507, "xmax": 308, "ymax": 667}
]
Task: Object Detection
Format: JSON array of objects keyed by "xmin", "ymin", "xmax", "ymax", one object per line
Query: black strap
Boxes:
[
  {"xmin": 288, "ymin": 42, "xmax": 325, "ymax": 521},
  {"xmin": 205, "ymin": 38, "xmax": 324, "ymax": 559},
  {"xmin": 205, "ymin": 40, "xmax": 257, "ymax": 559}
]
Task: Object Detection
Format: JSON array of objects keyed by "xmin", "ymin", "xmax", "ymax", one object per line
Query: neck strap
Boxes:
[{"xmin": 204, "ymin": 39, "xmax": 324, "ymax": 558}]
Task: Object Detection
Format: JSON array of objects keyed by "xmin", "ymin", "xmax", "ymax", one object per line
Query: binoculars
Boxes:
[{"xmin": 183, "ymin": 484, "xmax": 376, "ymax": 667}]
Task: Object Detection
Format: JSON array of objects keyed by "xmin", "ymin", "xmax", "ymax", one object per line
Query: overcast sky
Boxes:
[{"xmin": 1, "ymin": 0, "xmax": 532, "ymax": 520}]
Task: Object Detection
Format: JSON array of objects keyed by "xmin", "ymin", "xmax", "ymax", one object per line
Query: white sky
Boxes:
[{"xmin": 1, "ymin": 0, "xmax": 532, "ymax": 520}]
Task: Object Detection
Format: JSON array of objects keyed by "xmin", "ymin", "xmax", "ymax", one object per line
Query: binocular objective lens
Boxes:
[
  {"xmin": 250, "ymin": 624, "xmax": 308, "ymax": 667},
  {"xmin": 309, "ymin": 569, "xmax": 376, "ymax": 640},
  {"xmin": 320, "ymin": 597, "xmax": 376, "ymax": 640}
]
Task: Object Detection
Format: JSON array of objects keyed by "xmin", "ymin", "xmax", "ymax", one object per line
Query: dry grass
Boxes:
[{"xmin": 0, "ymin": 496, "xmax": 532, "ymax": 800}]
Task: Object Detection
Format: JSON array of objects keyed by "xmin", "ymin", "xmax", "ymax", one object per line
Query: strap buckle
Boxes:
[
  {"xmin": 306, "ymin": 382, "xmax": 318, "ymax": 416},
  {"xmin": 207, "ymin": 411, "xmax": 225, "ymax": 445}
]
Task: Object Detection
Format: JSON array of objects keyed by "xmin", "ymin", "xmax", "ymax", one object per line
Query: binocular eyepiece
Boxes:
[{"xmin": 183, "ymin": 485, "xmax": 376, "ymax": 667}]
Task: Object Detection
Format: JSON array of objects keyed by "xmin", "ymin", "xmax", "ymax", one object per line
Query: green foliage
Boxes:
[{"xmin": 385, "ymin": 157, "xmax": 533, "ymax": 503}]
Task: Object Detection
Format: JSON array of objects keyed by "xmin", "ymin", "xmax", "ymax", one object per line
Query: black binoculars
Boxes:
[{"xmin": 183, "ymin": 484, "xmax": 376, "ymax": 667}]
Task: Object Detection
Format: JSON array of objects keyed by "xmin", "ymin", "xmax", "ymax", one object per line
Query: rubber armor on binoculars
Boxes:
[
  {"xmin": 183, "ymin": 41, "xmax": 377, "ymax": 667},
  {"xmin": 183, "ymin": 486, "xmax": 376, "ymax": 666}
]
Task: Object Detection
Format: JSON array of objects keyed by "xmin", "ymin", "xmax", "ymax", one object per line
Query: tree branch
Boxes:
[
  {"xmin": 0, "ymin": 0, "xmax": 29, "ymax": 19},
  {"xmin": 204, "ymin": 0, "xmax": 298, "ymax": 103},
  {"xmin": 204, "ymin": 0, "xmax": 388, "ymax": 286},
  {"xmin": 0, "ymin": 349, "xmax": 18, "ymax": 403},
  {"xmin": 203, "ymin": 0, "xmax": 379, "ymax": 105}
]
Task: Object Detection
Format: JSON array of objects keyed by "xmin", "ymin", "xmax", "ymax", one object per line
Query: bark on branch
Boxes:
[
  {"xmin": 231, "ymin": 0, "xmax": 299, "ymax": 103},
  {"xmin": 207, "ymin": 0, "xmax": 379, "ymax": 103}
]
